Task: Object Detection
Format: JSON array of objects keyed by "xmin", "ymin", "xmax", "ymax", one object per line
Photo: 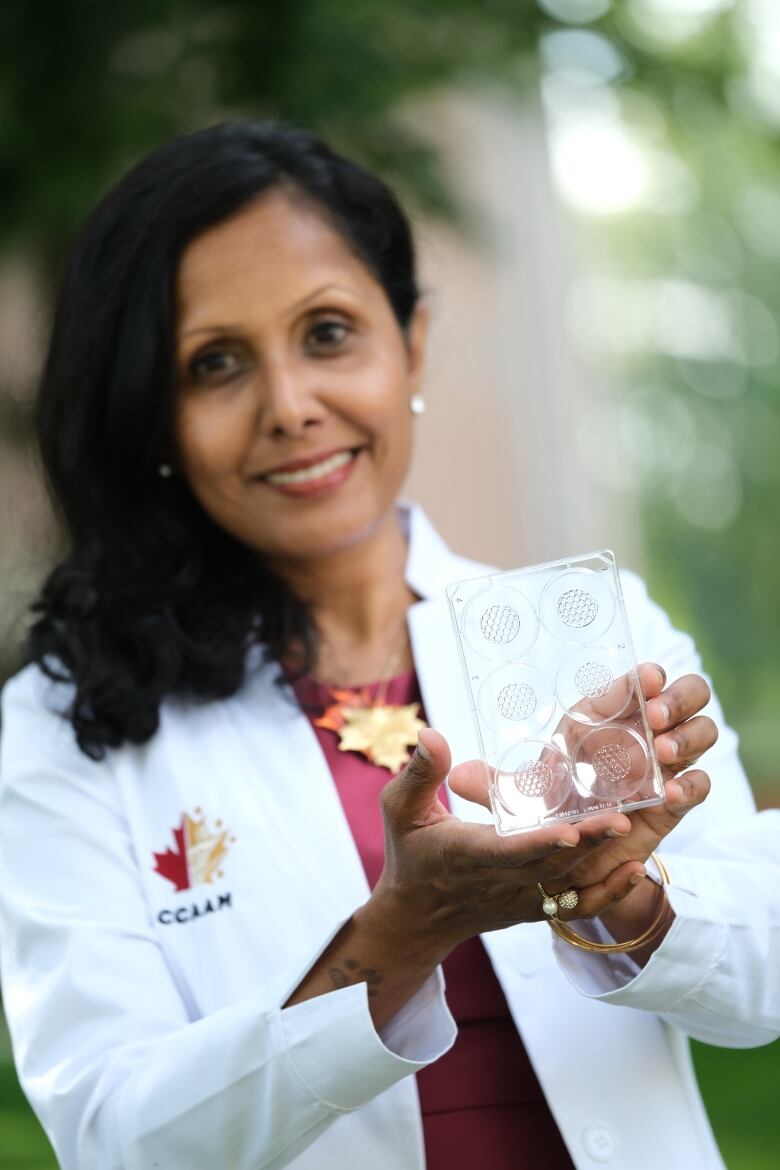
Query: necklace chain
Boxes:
[{"xmin": 319, "ymin": 614, "xmax": 410, "ymax": 697}]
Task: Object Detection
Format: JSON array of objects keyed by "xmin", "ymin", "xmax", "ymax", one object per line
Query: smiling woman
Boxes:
[
  {"xmin": 0, "ymin": 121, "xmax": 778, "ymax": 1170},
  {"xmin": 23, "ymin": 124, "xmax": 426, "ymax": 742}
]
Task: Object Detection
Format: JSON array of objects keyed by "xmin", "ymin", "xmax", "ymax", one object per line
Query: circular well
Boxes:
[
  {"xmin": 477, "ymin": 663, "xmax": 555, "ymax": 739},
  {"xmin": 462, "ymin": 585, "xmax": 539, "ymax": 662},
  {"xmin": 555, "ymin": 646, "xmax": 633, "ymax": 726},
  {"xmin": 493, "ymin": 739, "xmax": 573, "ymax": 819},
  {"xmin": 573, "ymin": 724, "xmax": 650, "ymax": 800},
  {"xmin": 540, "ymin": 568, "xmax": 615, "ymax": 644}
]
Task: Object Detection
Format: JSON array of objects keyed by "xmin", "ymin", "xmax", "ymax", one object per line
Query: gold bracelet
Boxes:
[{"xmin": 549, "ymin": 851, "xmax": 671, "ymax": 955}]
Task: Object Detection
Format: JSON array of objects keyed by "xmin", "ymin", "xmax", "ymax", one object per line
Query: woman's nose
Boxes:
[{"xmin": 258, "ymin": 359, "xmax": 324, "ymax": 438}]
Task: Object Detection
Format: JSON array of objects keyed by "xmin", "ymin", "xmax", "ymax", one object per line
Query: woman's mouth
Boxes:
[{"xmin": 261, "ymin": 448, "xmax": 361, "ymax": 496}]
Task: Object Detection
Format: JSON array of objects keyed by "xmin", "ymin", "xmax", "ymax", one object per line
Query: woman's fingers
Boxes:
[
  {"xmin": 561, "ymin": 661, "xmax": 664, "ymax": 725},
  {"xmin": 662, "ymin": 768, "xmax": 712, "ymax": 818},
  {"xmin": 646, "ymin": 673, "xmax": 712, "ymax": 732},
  {"xmin": 568, "ymin": 811, "xmax": 633, "ymax": 843},
  {"xmin": 448, "ymin": 668, "xmax": 715, "ymax": 810},
  {"xmin": 490, "ymin": 812, "xmax": 633, "ymax": 880},
  {"xmin": 382, "ymin": 728, "xmax": 452, "ymax": 827},
  {"xmin": 539, "ymin": 860, "xmax": 648, "ymax": 922},
  {"xmin": 447, "ymin": 758, "xmax": 492, "ymax": 810},
  {"xmin": 616, "ymin": 768, "xmax": 711, "ymax": 850},
  {"xmin": 654, "ymin": 714, "xmax": 718, "ymax": 771},
  {"xmin": 592, "ymin": 660, "xmax": 665, "ymax": 717},
  {"xmin": 444, "ymin": 807, "xmax": 635, "ymax": 873},
  {"xmin": 638, "ymin": 661, "xmax": 666, "ymax": 699},
  {"xmin": 455, "ymin": 818, "xmax": 582, "ymax": 866},
  {"xmin": 444, "ymin": 756, "xmax": 635, "ymax": 865}
]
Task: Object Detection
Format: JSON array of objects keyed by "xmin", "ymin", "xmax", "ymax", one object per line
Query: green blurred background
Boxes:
[{"xmin": 0, "ymin": 0, "xmax": 778, "ymax": 1166}]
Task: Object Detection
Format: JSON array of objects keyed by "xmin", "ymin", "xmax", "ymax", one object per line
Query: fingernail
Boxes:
[
  {"xmin": 658, "ymin": 702, "xmax": 670, "ymax": 724},
  {"xmin": 667, "ymin": 738, "xmax": 679, "ymax": 760},
  {"xmin": 416, "ymin": 736, "xmax": 431, "ymax": 760},
  {"xmin": 629, "ymin": 873, "xmax": 644, "ymax": 886},
  {"xmin": 656, "ymin": 667, "xmax": 666, "ymax": 688},
  {"xmin": 606, "ymin": 828, "xmax": 629, "ymax": 838},
  {"xmin": 556, "ymin": 838, "xmax": 576, "ymax": 848}
]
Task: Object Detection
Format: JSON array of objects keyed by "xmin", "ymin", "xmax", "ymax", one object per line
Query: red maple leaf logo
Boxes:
[{"xmin": 152, "ymin": 818, "xmax": 190, "ymax": 892}]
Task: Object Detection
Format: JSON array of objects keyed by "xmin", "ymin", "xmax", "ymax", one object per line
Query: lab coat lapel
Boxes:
[{"xmin": 240, "ymin": 661, "xmax": 370, "ymax": 920}]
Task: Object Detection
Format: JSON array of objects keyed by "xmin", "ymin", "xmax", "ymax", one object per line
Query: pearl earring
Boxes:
[
  {"xmin": 409, "ymin": 393, "xmax": 426, "ymax": 416},
  {"xmin": 158, "ymin": 463, "xmax": 173, "ymax": 478}
]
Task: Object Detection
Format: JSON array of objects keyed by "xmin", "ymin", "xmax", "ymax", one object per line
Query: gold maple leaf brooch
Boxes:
[{"xmin": 314, "ymin": 688, "xmax": 426, "ymax": 773}]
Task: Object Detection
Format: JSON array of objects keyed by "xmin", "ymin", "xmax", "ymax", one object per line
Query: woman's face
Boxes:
[{"xmin": 173, "ymin": 189, "xmax": 427, "ymax": 568}]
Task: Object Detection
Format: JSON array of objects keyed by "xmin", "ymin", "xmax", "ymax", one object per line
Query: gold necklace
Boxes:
[{"xmin": 313, "ymin": 619, "xmax": 426, "ymax": 773}]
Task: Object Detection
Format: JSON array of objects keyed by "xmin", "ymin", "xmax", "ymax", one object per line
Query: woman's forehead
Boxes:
[{"xmin": 175, "ymin": 191, "xmax": 375, "ymax": 329}]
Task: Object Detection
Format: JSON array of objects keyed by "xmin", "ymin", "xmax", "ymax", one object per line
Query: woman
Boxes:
[{"xmin": 0, "ymin": 121, "xmax": 777, "ymax": 1170}]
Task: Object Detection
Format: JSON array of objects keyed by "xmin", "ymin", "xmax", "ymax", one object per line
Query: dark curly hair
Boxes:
[{"xmin": 26, "ymin": 121, "xmax": 420, "ymax": 760}]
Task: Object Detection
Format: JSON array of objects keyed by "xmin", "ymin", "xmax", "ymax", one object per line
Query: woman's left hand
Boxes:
[
  {"xmin": 562, "ymin": 663, "xmax": 715, "ymax": 869},
  {"xmin": 449, "ymin": 664, "xmax": 718, "ymax": 954}
]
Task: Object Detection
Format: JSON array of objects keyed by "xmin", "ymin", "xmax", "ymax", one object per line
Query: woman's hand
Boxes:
[
  {"xmin": 448, "ymin": 664, "xmax": 717, "ymax": 960},
  {"xmin": 572, "ymin": 665, "xmax": 716, "ymax": 955},
  {"xmin": 287, "ymin": 715, "xmax": 673, "ymax": 1030},
  {"xmin": 289, "ymin": 673, "xmax": 712, "ymax": 1026},
  {"xmin": 373, "ymin": 728, "xmax": 648, "ymax": 965}
]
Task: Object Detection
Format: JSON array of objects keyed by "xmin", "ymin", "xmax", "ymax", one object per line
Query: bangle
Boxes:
[{"xmin": 549, "ymin": 851, "xmax": 672, "ymax": 955}]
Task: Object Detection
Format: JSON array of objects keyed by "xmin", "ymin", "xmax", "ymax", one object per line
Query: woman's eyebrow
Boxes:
[
  {"xmin": 179, "ymin": 284, "xmax": 356, "ymax": 341},
  {"xmin": 290, "ymin": 282, "xmax": 355, "ymax": 311},
  {"xmin": 180, "ymin": 323, "xmax": 240, "ymax": 339}
]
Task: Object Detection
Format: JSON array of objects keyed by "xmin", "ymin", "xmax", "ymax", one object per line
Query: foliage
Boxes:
[
  {"xmin": 0, "ymin": 0, "xmax": 548, "ymax": 253},
  {"xmin": 0, "ymin": 2, "xmax": 762, "ymax": 245}
]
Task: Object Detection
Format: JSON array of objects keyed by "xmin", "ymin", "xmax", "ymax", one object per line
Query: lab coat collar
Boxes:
[{"xmin": 400, "ymin": 500, "xmax": 483, "ymax": 600}]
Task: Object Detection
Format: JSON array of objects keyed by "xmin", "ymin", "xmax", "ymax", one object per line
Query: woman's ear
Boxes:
[{"xmin": 405, "ymin": 300, "xmax": 430, "ymax": 394}]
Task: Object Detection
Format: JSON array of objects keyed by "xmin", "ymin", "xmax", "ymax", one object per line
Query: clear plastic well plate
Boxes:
[{"xmin": 446, "ymin": 550, "xmax": 665, "ymax": 835}]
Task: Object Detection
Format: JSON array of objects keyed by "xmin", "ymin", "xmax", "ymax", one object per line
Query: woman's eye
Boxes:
[
  {"xmin": 188, "ymin": 349, "xmax": 245, "ymax": 384},
  {"xmin": 306, "ymin": 319, "xmax": 351, "ymax": 352}
]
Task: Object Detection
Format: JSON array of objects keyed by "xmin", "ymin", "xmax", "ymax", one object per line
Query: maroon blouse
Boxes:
[{"xmin": 293, "ymin": 668, "xmax": 574, "ymax": 1170}]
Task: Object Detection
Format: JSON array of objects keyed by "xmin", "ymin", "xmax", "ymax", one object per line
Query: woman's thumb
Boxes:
[{"xmin": 382, "ymin": 728, "xmax": 451, "ymax": 823}]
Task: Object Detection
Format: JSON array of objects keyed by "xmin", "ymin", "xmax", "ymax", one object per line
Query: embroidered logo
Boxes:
[{"xmin": 152, "ymin": 807, "xmax": 235, "ymax": 892}]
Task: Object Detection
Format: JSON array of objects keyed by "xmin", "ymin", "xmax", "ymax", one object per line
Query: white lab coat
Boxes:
[{"xmin": 0, "ymin": 503, "xmax": 778, "ymax": 1170}]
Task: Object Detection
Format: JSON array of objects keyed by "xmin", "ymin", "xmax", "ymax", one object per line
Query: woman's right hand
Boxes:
[
  {"xmin": 287, "ymin": 726, "xmax": 645, "ymax": 1030},
  {"xmin": 374, "ymin": 727, "xmax": 647, "ymax": 965}
]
